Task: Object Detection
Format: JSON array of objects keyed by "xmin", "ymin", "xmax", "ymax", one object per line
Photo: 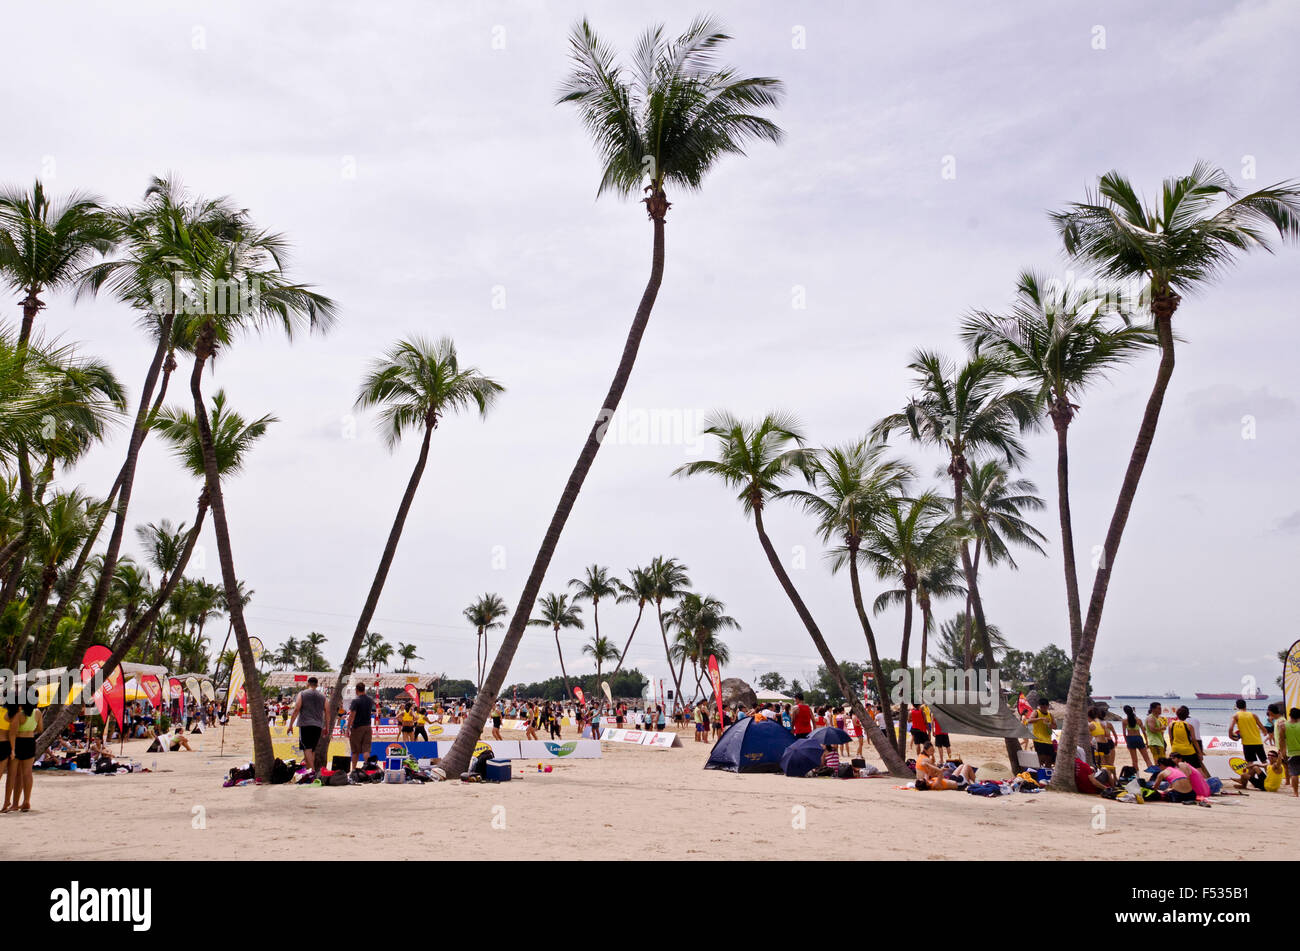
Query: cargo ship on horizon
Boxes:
[{"xmin": 1194, "ymin": 689, "xmax": 1268, "ymax": 700}]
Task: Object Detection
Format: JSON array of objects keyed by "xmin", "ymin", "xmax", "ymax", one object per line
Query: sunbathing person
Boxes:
[{"xmin": 915, "ymin": 764, "xmax": 976, "ymax": 790}]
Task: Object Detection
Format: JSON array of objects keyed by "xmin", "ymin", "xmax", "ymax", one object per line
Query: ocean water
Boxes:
[{"xmin": 1098, "ymin": 696, "xmax": 1274, "ymax": 735}]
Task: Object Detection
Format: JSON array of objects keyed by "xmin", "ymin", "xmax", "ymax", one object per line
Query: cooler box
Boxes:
[
  {"xmin": 385, "ymin": 755, "xmax": 403, "ymax": 771},
  {"xmin": 384, "ymin": 768, "xmax": 405, "ymax": 784},
  {"xmin": 485, "ymin": 759, "xmax": 511, "ymax": 782}
]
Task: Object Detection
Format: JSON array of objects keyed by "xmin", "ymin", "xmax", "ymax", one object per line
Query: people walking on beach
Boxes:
[
  {"xmin": 908, "ymin": 705, "xmax": 930, "ymax": 755},
  {"xmin": 343, "ymin": 683, "xmax": 375, "ymax": 771},
  {"xmin": 413, "ymin": 707, "xmax": 429, "ymax": 742},
  {"xmin": 287, "ymin": 677, "xmax": 327, "ymax": 772},
  {"xmin": 0, "ymin": 704, "xmax": 14, "ymax": 813},
  {"xmin": 490, "ymin": 703, "xmax": 503, "ymax": 741},
  {"xmin": 1121, "ymin": 705, "xmax": 1152, "ymax": 770},
  {"xmin": 1228, "ymin": 699, "xmax": 1269, "ymax": 764},
  {"xmin": 932, "ymin": 712, "xmax": 951, "ymax": 762},
  {"xmin": 1027, "ymin": 699, "xmax": 1056, "ymax": 767}
]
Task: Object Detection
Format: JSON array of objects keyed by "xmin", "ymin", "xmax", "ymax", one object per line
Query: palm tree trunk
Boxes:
[
  {"xmin": 847, "ymin": 545, "xmax": 897, "ymax": 746},
  {"xmin": 1051, "ymin": 300, "xmax": 1177, "ymax": 792},
  {"xmin": 1052, "ymin": 412, "xmax": 1084, "ymax": 656},
  {"xmin": 657, "ymin": 601, "xmax": 686, "ymax": 703},
  {"xmin": 952, "ymin": 469, "xmax": 1021, "ymax": 769},
  {"xmin": 187, "ymin": 340, "xmax": 273, "ymax": 781},
  {"xmin": 611, "ymin": 601, "xmax": 645, "ymax": 677},
  {"xmin": 475, "ymin": 630, "xmax": 483, "ymax": 691},
  {"xmin": 896, "ymin": 587, "xmax": 914, "ymax": 757},
  {"xmin": 438, "ymin": 199, "xmax": 669, "ymax": 778},
  {"xmin": 9, "ymin": 567, "xmax": 56, "ymax": 668},
  {"xmin": 554, "ymin": 627, "xmax": 571, "ymax": 698},
  {"xmin": 37, "ymin": 491, "xmax": 208, "ymax": 758},
  {"xmin": 316, "ymin": 422, "xmax": 433, "ymax": 767},
  {"xmin": 920, "ymin": 600, "xmax": 932, "ymax": 689},
  {"xmin": 752, "ymin": 506, "xmax": 910, "ymax": 776},
  {"xmin": 71, "ymin": 317, "xmax": 175, "ymax": 665}
]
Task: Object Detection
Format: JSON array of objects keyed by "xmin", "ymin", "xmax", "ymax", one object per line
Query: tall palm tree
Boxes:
[
  {"xmin": 69, "ymin": 178, "xmax": 243, "ymax": 654},
  {"xmin": 464, "ymin": 593, "xmax": 508, "ymax": 690},
  {"xmin": 275, "ymin": 636, "xmax": 301, "ymax": 671},
  {"xmin": 528, "ymin": 592, "xmax": 583, "ymax": 699},
  {"xmin": 863, "ymin": 493, "xmax": 961, "ymax": 754},
  {"xmin": 568, "ymin": 564, "xmax": 618, "ymax": 658},
  {"xmin": 610, "ymin": 565, "xmax": 654, "ymax": 677},
  {"xmin": 874, "ymin": 352, "xmax": 1037, "ymax": 766},
  {"xmin": 35, "ymin": 390, "xmax": 271, "ymax": 757},
  {"xmin": 962, "ymin": 270, "xmax": 1154, "ymax": 656},
  {"xmin": 581, "ymin": 634, "xmax": 619, "ymax": 683},
  {"xmin": 647, "ymin": 555, "xmax": 691, "ymax": 705},
  {"xmin": 301, "ymin": 632, "xmax": 330, "ymax": 671},
  {"xmin": 174, "ymin": 209, "xmax": 334, "ymax": 783},
  {"xmin": 316, "ymin": 336, "xmax": 502, "ymax": 765},
  {"xmin": 674, "ymin": 412, "xmax": 909, "ymax": 776},
  {"xmin": 1045, "ymin": 163, "xmax": 1300, "ymax": 790},
  {"xmin": 934, "ymin": 612, "xmax": 1007, "ymax": 670},
  {"xmin": 442, "ymin": 17, "xmax": 784, "ymax": 776},
  {"xmin": 778, "ymin": 436, "xmax": 913, "ymax": 744}
]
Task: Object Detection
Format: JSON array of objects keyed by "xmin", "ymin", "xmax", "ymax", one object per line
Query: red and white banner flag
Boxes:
[
  {"xmin": 404, "ymin": 684, "xmax": 420, "ymax": 705},
  {"xmin": 573, "ymin": 686, "xmax": 585, "ymax": 704},
  {"xmin": 140, "ymin": 674, "xmax": 163, "ymax": 709}
]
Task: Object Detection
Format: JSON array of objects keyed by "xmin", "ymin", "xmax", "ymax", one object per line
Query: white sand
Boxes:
[{"xmin": 9, "ymin": 721, "xmax": 1296, "ymax": 861}]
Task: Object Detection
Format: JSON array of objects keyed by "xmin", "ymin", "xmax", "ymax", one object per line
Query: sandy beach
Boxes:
[{"xmin": 11, "ymin": 720, "xmax": 1296, "ymax": 862}]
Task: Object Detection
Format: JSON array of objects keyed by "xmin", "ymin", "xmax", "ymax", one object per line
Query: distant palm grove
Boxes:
[{"xmin": 2, "ymin": 15, "xmax": 1297, "ymax": 785}]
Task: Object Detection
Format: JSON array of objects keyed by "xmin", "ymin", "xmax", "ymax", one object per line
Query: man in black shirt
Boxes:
[{"xmin": 343, "ymin": 683, "xmax": 375, "ymax": 770}]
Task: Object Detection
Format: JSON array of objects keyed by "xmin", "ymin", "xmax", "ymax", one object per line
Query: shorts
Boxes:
[
  {"xmin": 793, "ymin": 732, "xmax": 809, "ymax": 740},
  {"xmin": 1167, "ymin": 788, "xmax": 1196, "ymax": 804},
  {"xmin": 1175, "ymin": 752, "xmax": 1203, "ymax": 769},
  {"xmin": 1124, "ymin": 735, "xmax": 1145, "ymax": 750},
  {"xmin": 1096, "ymin": 740, "xmax": 1114, "ymax": 753},
  {"xmin": 1242, "ymin": 744, "xmax": 1266, "ymax": 764},
  {"xmin": 14, "ymin": 737, "xmax": 35, "ymax": 761},
  {"xmin": 1248, "ymin": 772, "xmax": 1266, "ymax": 791},
  {"xmin": 0, "ymin": 741, "xmax": 9, "ymax": 760},
  {"xmin": 349, "ymin": 726, "xmax": 372, "ymax": 758},
  {"xmin": 1033, "ymin": 741, "xmax": 1056, "ymax": 762},
  {"xmin": 299, "ymin": 725, "xmax": 322, "ymax": 751},
  {"xmin": 934, "ymin": 733, "xmax": 950, "ymax": 749},
  {"xmin": 910, "ymin": 729, "xmax": 930, "ymax": 746},
  {"xmin": 1288, "ymin": 756, "xmax": 1300, "ymax": 778},
  {"xmin": 694, "ymin": 722, "xmax": 704, "ymax": 733}
]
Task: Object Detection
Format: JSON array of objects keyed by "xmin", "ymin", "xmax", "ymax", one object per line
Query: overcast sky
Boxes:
[{"xmin": 5, "ymin": 0, "xmax": 1298, "ymax": 696}]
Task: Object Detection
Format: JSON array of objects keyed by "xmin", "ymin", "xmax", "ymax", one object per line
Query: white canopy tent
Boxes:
[{"xmin": 264, "ymin": 670, "xmax": 440, "ymax": 691}]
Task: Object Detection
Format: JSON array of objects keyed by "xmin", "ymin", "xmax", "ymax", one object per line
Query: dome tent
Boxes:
[{"xmin": 704, "ymin": 716, "xmax": 794, "ymax": 773}]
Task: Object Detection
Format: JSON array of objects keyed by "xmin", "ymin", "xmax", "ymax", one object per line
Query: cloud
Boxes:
[
  {"xmin": 1184, "ymin": 384, "xmax": 1296, "ymax": 433},
  {"xmin": 1275, "ymin": 511, "xmax": 1300, "ymax": 535}
]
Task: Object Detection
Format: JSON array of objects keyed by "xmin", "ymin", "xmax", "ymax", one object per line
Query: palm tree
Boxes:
[
  {"xmin": 581, "ymin": 634, "xmax": 619, "ymax": 683},
  {"xmin": 174, "ymin": 208, "xmax": 334, "ymax": 783},
  {"xmin": 212, "ymin": 579, "xmax": 252, "ymax": 688},
  {"xmin": 35, "ymin": 389, "xmax": 271, "ymax": 758},
  {"xmin": 528, "ymin": 592, "xmax": 583, "ymax": 699},
  {"xmin": 317, "ymin": 336, "xmax": 503, "ymax": 765},
  {"xmin": 442, "ymin": 17, "xmax": 784, "ymax": 776},
  {"xmin": 274, "ymin": 636, "xmax": 300, "ymax": 671},
  {"xmin": 962, "ymin": 270, "xmax": 1154, "ymax": 656},
  {"xmin": 68, "ymin": 178, "xmax": 242, "ymax": 653},
  {"xmin": 361, "ymin": 631, "xmax": 391, "ymax": 674},
  {"xmin": 569, "ymin": 564, "xmax": 618, "ymax": 658},
  {"xmin": 611, "ymin": 565, "xmax": 654, "ymax": 677},
  {"xmin": 647, "ymin": 555, "xmax": 691, "ymax": 706},
  {"xmin": 396, "ymin": 642, "xmax": 420, "ymax": 672},
  {"xmin": 9, "ymin": 489, "xmax": 101, "ymax": 667},
  {"xmin": 778, "ymin": 436, "xmax": 913, "ymax": 745},
  {"xmin": 463, "ymin": 593, "xmax": 508, "ymax": 690},
  {"xmin": 0, "ymin": 180, "xmax": 112, "ymax": 346},
  {"xmin": 874, "ymin": 352, "xmax": 1037, "ymax": 767},
  {"xmin": 667, "ymin": 592, "xmax": 739, "ymax": 699},
  {"xmin": 674, "ymin": 412, "xmax": 909, "ymax": 776},
  {"xmin": 933, "ymin": 613, "xmax": 1008, "ymax": 670},
  {"xmin": 1045, "ymin": 163, "xmax": 1300, "ymax": 790},
  {"xmin": 301, "ymin": 632, "xmax": 330, "ymax": 671},
  {"xmin": 863, "ymin": 493, "xmax": 961, "ymax": 754}
]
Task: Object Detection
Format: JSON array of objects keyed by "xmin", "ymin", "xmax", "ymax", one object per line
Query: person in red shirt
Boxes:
[
  {"xmin": 792, "ymin": 694, "xmax": 813, "ymax": 738},
  {"xmin": 1073, "ymin": 757, "xmax": 1114, "ymax": 795},
  {"xmin": 909, "ymin": 706, "xmax": 930, "ymax": 755}
]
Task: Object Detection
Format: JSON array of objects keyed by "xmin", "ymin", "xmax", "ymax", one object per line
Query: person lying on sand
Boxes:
[{"xmin": 915, "ymin": 764, "xmax": 977, "ymax": 790}]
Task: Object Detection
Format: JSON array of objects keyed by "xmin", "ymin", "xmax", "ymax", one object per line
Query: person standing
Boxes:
[
  {"xmin": 490, "ymin": 703, "xmax": 503, "ymax": 741},
  {"xmin": 1121, "ymin": 705, "xmax": 1152, "ymax": 771},
  {"xmin": 0, "ymin": 704, "xmax": 14, "ymax": 813},
  {"xmin": 791, "ymin": 693, "xmax": 813, "ymax": 740},
  {"xmin": 342, "ymin": 683, "xmax": 375, "ymax": 771},
  {"xmin": 1229, "ymin": 699, "xmax": 1269, "ymax": 764},
  {"xmin": 10, "ymin": 703, "xmax": 40, "ymax": 812},
  {"xmin": 287, "ymin": 677, "xmax": 327, "ymax": 772},
  {"xmin": 1168, "ymin": 706, "xmax": 1206, "ymax": 777},
  {"xmin": 1144, "ymin": 703, "xmax": 1168, "ymax": 761},
  {"xmin": 1280, "ymin": 707, "xmax": 1300, "ymax": 798},
  {"xmin": 1027, "ymin": 699, "xmax": 1056, "ymax": 767}
]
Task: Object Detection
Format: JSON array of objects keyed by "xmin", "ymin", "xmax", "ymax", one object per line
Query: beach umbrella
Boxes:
[
  {"xmin": 807, "ymin": 726, "xmax": 850, "ymax": 746},
  {"xmin": 779, "ymin": 736, "xmax": 828, "ymax": 777}
]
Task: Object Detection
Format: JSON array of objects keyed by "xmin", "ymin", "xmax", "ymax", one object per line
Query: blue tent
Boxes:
[
  {"xmin": 779, "ymin": 736, "xmax": 830, "ymax": 777},
  {"xmin": 704, "ymin": 717, "xmax": 794, "ymax": 773}
]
